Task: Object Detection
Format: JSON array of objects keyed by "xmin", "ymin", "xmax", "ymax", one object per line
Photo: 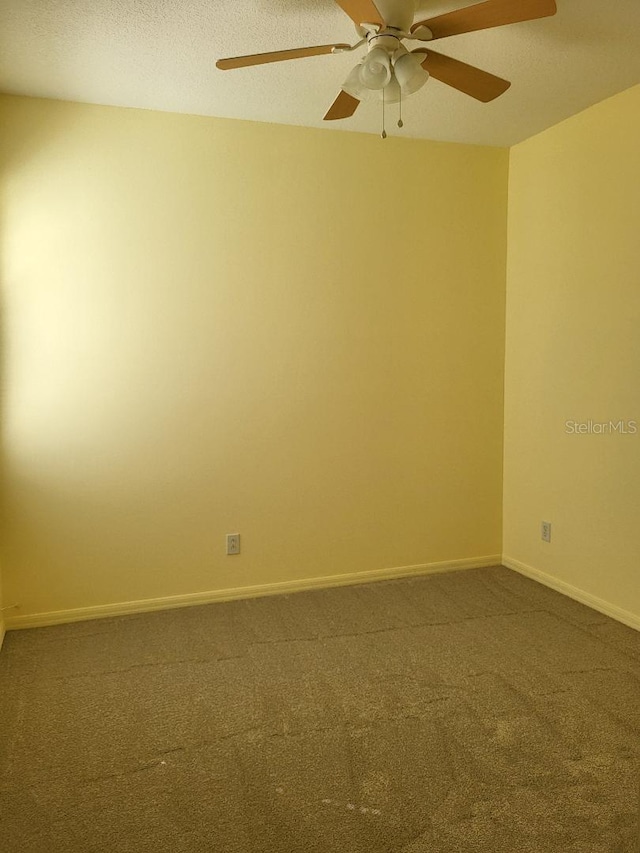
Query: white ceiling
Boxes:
[{"xmin": 1, "ymin": 0, "xmax": 639, "ymax": 147}]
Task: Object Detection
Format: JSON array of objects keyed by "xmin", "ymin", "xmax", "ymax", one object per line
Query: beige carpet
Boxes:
[{"xmin": 1, "ymin": 566, "xmax": 639, "ymax": 852}]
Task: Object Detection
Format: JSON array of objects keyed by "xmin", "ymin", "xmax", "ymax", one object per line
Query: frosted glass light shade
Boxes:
[
  {"xmin": 380, "ymin": 76, "xmax": 401, "ymax": 104},
  {"xmin": 342, "ymin": 68, "xmax": 402, "ymax": 103},
  {"xmin": 342, "ymin": 63, "xmax": 369, "ymax": 100},
  {"xmin": 340, "ymin": 48, "xmax": 428, "ymax": 105},
  {"xmin": 394, "ymin": 52, "xmax": 430, "ymax": 95},
  {"xmin": 359, "ymin": 48, "xmax": 392, "ymax": 90}
]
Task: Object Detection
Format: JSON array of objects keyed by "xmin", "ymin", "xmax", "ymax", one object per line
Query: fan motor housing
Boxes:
[
  {"xmin": 373, "ymin": 0, "xmax": 415, "ymax": 33},
  {"xmin": 367, "ymin": 31, "xmax": 403, "ymax": 55}
]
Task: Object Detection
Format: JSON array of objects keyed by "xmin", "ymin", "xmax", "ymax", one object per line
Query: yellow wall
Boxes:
[
  {"xmin": 504, "ymin": 85, "xmax": 640, "ymax": 625},
  {"xmin": 0, "ymin": 95, "xmax": 508, "ymax": 622},
  {"xmin": 0, "ymin": 571, "xmax": 4, "ymax": 647}
]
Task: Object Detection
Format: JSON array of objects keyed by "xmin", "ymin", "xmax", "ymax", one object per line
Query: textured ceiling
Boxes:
[{"xmin": 1, "ymin": 0, "xmax": 639, "ymax": 146}]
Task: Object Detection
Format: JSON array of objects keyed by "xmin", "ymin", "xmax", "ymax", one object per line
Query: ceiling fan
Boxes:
[{"xmin": 216, "ymin": 0, "xmax": 557, "ymax": 127}]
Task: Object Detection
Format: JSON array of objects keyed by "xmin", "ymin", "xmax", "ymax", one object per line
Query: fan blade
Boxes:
[
  {"xmin": 324, "ymin": 90, "xmax": 360, "ymax": 120},
  {"xmin": 216, "ymin": 44, "xmax": 350, "ymax": 70},
  {"xmin": 420, "ymin": 49, "xmax": 510, "ymax": 102},
  {"xmin": 412, "ymin": 0, "xmax": 557, "ymax": 40},
  {"xmin": 333, "ymin": 0, "xmax": 383, "ymax": 26}
]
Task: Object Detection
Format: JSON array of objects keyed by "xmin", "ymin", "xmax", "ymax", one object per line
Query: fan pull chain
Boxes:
[
  {"xmin": 398, "ymin": 86, "xmax": 403, "ymax": 129},
  {"xmin": 381, "ymin": 86, "xmax": 387, "ymax": 139}
]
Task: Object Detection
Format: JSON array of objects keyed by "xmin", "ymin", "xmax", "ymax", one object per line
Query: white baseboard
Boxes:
[
  {"xmin": 5, "ymin": 555, "xmax": 502, "ymax": 630},
  {"xmin": 502, "ymin": 555, "xmax": 640, "ymax": 632}
]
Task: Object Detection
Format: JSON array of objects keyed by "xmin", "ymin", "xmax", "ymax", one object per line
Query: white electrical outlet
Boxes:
[
  {"xmin": 541, "ymin": 521, "xmax": 552, "ymax": 543},
  {"xmin": 226, "ymin": 533, "xmax": 241, "ymax": 555}
]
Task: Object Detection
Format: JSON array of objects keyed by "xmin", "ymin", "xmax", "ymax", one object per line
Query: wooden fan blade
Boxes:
[
  {"xmin": 412, "ymin": 0, "xmax": 557, "ymax": 40},
  {"xmin": 324, "ymin": 90, "xmax": 360, "ymax": 120},
  {"xmin": 216, "ymin": 44, "xmax": 350, "ymax": 70},
  {"xmin": 333, "ymin": 0, "xmax": 383, "ymax": 26},
  {"xmin": 420, "ymin": 49, "xmax": 510, "ymax": 102}
]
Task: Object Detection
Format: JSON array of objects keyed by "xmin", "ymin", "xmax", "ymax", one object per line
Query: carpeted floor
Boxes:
[{"xmin": 1, "ymin": 566, "xmax": 639, "ymax": 852}]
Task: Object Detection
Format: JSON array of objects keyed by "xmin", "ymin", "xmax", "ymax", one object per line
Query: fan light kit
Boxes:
[{"xmin": 216, "ymin": 0, "xmax": 557, "ymax": 138}]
